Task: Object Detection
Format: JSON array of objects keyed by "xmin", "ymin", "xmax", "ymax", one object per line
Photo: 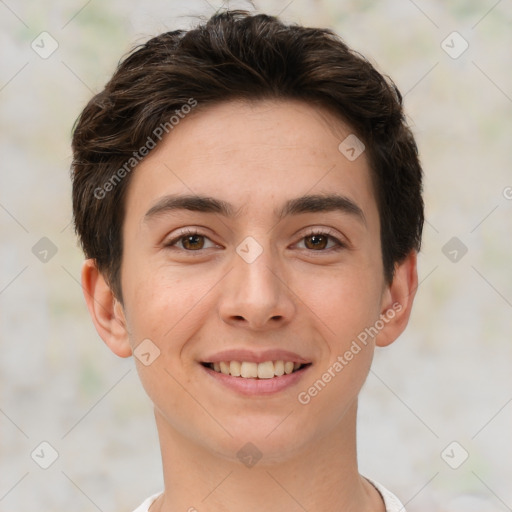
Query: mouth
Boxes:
[{"xmin": 200, "ymin": 360, "xmax": 312, "ymax": 379}]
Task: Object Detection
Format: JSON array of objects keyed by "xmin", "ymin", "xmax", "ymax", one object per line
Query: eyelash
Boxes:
[{"xmin": 164, "ymin": 228, "xmax": 346, "ymax": 253}]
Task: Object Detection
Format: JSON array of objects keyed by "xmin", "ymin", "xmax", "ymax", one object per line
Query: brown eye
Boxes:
[
  {"xmin": 165, "ymin": 229, "xmax": 216, "ymax": 251},
  {"xmin": 296, "ymin": 230, "xmax": 345, "ymax": 252},
  {"xmin": 304, "ymin": 234, "xmax": 329, "ymax": 250},
  {"xmin": 181, "ymin": 234, "xmax": 205, "ymax": 250}
]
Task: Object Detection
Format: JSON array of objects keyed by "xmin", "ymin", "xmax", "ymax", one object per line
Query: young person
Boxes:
[{"xmin": 71, "ymin": 10, "xmax": 423, "ymax": 512}]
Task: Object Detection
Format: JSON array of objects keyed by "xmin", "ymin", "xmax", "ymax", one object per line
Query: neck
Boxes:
[{"xmin": 150, "ymin": 400, "xmax": 385, "ymax": 512}]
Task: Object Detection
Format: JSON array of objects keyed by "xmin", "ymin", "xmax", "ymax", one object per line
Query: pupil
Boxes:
[
  {"xmin": 184, "ymin": 235, "xmax": 203, "ymax": 249},
  {"xmin": 308, "ymin": 235, "xmax": 326, "ymax": 250}
]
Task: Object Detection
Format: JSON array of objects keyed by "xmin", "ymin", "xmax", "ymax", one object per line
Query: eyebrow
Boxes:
[{"xmin": 144, "ymin": 193, "xmax": 366, "ymax": 225}]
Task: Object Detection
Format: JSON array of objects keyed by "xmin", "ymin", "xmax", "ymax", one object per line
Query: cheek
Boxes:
[
  {"xmin": 121, "ymin": 267, "xmax": 201, "ymax": 408},
  {"xmin": 294, "ymin": 261, "xmax": 383, "ymax": 341},
  {"xmin": 294, "ymin": 272, "xmax": 381, "ymax": 429},
  {"xmin": 121, "ymin": 260, "xmax": 214, "ymax": 351}
]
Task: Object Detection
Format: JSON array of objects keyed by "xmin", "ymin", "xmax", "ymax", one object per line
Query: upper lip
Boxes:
[{"xmin": 201, "ymin": 349, "xmax": 312, "ymax": 365}]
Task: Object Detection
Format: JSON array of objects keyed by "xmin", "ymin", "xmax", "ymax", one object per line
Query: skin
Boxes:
[{"xmin": 82, "ymin": 99, "xmax": 418, "ymax": 512}]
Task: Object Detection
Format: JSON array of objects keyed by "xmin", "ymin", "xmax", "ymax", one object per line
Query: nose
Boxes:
[{"xmin": 218, "ymin": 242, "xmax": 296, "ymax": 331}]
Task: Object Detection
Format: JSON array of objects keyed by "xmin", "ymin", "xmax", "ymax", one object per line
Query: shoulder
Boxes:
[
  {"xmin": 365, "ymin": 478, "xmax": 406, "ymax": 512},
  {"xmin": 131, "ymin": 492, "xmax": 162, "ymax": 512},
  {"xmin": 133, "ymin": 485, "xmax": 405, "ymax": 512}
]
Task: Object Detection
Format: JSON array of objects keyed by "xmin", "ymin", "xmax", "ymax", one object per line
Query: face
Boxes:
[{"xmin": 99, "ymin": 99, "xmax": 412, "ymax": 462}]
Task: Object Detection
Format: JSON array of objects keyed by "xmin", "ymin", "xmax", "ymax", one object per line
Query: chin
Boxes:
[{"xmin": 205, "ymin": 418, "xmax": 312, "ymax": 464}]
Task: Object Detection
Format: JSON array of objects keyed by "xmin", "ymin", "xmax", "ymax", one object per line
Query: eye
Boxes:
[
  {"xmin": 163, "ymin": 228, "xmax": 346, "ymax": 253},
  {"xmin": 296, "ymin": 230, "xmax": 346, "ymax": 251},
  {"xmin": 164, "ymin": 229, "xmax": 217, "ymax": 251}
]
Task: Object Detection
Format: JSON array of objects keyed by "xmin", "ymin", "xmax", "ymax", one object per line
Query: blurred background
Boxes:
[{"xmin": 0, "ymin": 1, "xmax": 511, "ymax": 511}]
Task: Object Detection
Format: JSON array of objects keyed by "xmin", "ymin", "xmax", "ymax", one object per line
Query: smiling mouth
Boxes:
[{"xmin": 201, "ymin": 361, "xmax": 312, "ymax": 379}]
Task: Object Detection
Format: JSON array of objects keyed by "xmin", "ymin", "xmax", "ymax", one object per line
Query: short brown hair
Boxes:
[{"xmin": 71, "ymin": 10, "xmax": 424, "ymax": 301}]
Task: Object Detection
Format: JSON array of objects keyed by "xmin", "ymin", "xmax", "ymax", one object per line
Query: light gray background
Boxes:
[{"xmin": 1, "ymin": 1, "xmax": 511, "ymax": 511}]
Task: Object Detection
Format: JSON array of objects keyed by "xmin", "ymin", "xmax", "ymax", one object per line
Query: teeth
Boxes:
[
  {"xmin": 240, "ymin": 361, "xmax": 258, "ymax": 378},
  {"xmin": 208, "ymin": 360, "xmax": 306, "ymax": 378},
  {"xmin": 274, "ymin": 360, "xmax": 284, "ymax": 376},
  {"xmin": 229, "ymin": 361, "xmax": 241, "ymax": 377},
  {"xmin": 257, "ymin": 361, "xmax": 274, "ymax": 379}
]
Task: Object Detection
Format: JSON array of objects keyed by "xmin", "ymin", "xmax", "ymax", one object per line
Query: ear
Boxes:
[
  {"xmin": 81, "ymin": 259, "xmax": 132, "ymax": 358},
  {"xmin": 376, "ymin": 250, "xmax": 418, "ymax": 348}
]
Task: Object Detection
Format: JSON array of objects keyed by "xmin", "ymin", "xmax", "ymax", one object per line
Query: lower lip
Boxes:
[{"xmin": 200, "ymin": 364, "xmax": 312, "ymax": 396}]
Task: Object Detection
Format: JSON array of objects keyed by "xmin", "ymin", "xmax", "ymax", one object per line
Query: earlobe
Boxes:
[
  {"xmin": 81, "ymin": 259, "xmax": 132, "ymax": 358},
  {"xmin": 376, "ymin": 250, "xmax": 418, "ymax": 347}
]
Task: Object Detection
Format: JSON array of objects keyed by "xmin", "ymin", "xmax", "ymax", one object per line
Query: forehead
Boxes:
[{"xmin": 124, "ymin": 98, "xmax": 377, "ymax": 226}]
